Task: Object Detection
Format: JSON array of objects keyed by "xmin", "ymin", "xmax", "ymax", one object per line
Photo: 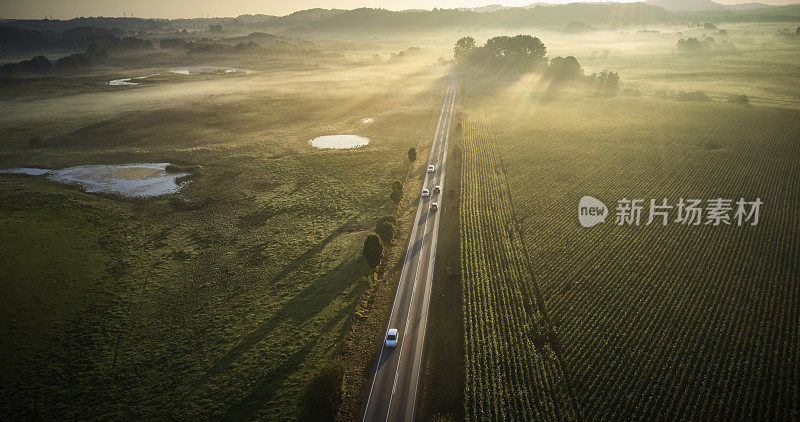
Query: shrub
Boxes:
[
  {"xmin": 408, "ymin": 147, "xmax": 417, "ymax": 162},
  {"xmin": 375, "ymin": 220, "xmax": 396, "ymax": 245},
  {"xmin": 390, "ymin": 181, "xmax": 403, "ymax": 204},
  {"xmin": 28, "ymin": 136, "xmax": 42, "ymax": 147},
  {"xmin": 160, "ymin": 38, "xmax": 187, "ymax": 49},
  {"xmin": 727, "ymin": 94, "xmax": 750, "ymax": 105},
  {"xmin": 592, "ymin": 70, "xmax": 620, "ymax": 97},
  {"xmin": 56, "ymin": 53, "xmax": 91, "ymax": 70},
  {"xmin": 547, "ymin": 56, "xmax": 583, "ymax": 82},
  {"xmin": 677, "ymin": 91, "xmax": 711, "ymax": 102},
  {"xmin": 362, "ymin": 233, "xmax": 384, "ymax": 270}
]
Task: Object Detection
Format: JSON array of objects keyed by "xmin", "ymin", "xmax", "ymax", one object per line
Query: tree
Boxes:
[
  {"xmin": 677, "ymin": 91, "xmax": 711, "ymax": 102},
  {"xmin": 454, "ymin": 36, "xmax": 476, "ymax": 61},
  {"xmin": 548, "ymin": 56, "xmax": 583, "ymax": 82},
  {"xmin": 593, "ymin": 70, "xmax": 620, "ymax": 97},
  {"xmin": 484, "ymin": 35, "xmax": 546, "ymax": 64},
  {"xmin": 727, "ymin": 94, "xmax": 749, "ymax": 105},
  {"xmin": 362, "ymin": 233, "xmax": 384, "ymax": 271},
  {"xmin": 390, "ymin": 181, "xmax": 403, "ymax": 204},
  {"xmin": 299, "ymin": 363, "xmax": 344, "ymax": 422},
  {"xmin": 375, "ymin": 218, "xmax": 396, "ymax": 245},
  {"xmin": 408, "ymin": 147, "xmax": 417, "ymax": 162}
]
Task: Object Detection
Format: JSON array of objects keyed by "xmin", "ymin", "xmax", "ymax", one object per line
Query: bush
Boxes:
[
  {"xmin": 165, "ymin": 164, "xmax": 201, "ymax": 175},
  {"xmin": 727, "ymin": 94, "xmax": 750, "ymax": 105},
  {"xmin": 375, "ymin": 219, "xmax": 396, "ymax": 245},
  {"xmin": 299, "ymin": 363, "xmax": 344, "ymax": 422},
  {"xmin": 56, "ymin": 53, "xmax": 91, "ymax": 70},
  {"xmin": 677, "ymin": 37, "xmax": 707, "ymax": 54},
  {"xmin": 362, "ymin": 233, "xmax": 384, "ymax": 270},
  {"xmin": 677, "ymin": 91, "xmax": 711, "ymax": 102},
  {"xmin": 592, "ymin": 70, "xmax": 619, "ymax": 97},
  {"xmin": 1, "ymin": 55, "xmax": 52, "ymax": 75},
  {"xmin": 28, "ymin": 136, "xmax": 42, "ymax": 147},
  {"xmin": 408, "ymin": 147, "xmax": 417, "ymax": 162},
  {"xmin": 160, "ymin": 38, "xmax": 187, "ymax": 49},
  {"xmin": 547, "ymin": 56, "xmax": 583, "ymax": 82},
  {"xmin": 390, "ymin": 181, "xmax": 403, "ymax": 205}
]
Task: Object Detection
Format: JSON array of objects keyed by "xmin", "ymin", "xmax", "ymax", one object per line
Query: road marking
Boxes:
[
  {"xmin": 362, "ymin": 77, "xmax": 455, "ymax": 421},
  {"xmin": 385, "ymin": 79, "xmax": 455, "ymax": 421},
  {"xmin": 408, "ymin": 74, "xmax": 457, "ymax": 418}
]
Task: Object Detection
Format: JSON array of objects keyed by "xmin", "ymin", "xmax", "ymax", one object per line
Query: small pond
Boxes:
[
  {"xmin": 310, "ymin": 135, "xmax": 370, "ymax": 150},
  {"xmin": 170, "ymin": 66, "xmax": 255, "ymax": 75},
  {"xmin": 0, "ymin": 163, "xmax": 191, "ymax": 197},
  {"xmin": 109, "ymin": 73, "xmax": 159, "ymax": 86}
]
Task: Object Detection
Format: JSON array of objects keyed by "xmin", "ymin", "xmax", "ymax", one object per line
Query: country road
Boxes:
[{"xmin": 361, "ymin": 74, "xmax": 457, "ymax": 422}]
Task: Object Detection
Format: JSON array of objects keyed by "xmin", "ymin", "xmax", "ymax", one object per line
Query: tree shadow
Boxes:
[
  {"xmin": 221, "ymin": 289, "xmax": 362, "ymax": 421},
  {"xmin": 204, "ymin": 217, "xmax": 368, "ymax": 378}
]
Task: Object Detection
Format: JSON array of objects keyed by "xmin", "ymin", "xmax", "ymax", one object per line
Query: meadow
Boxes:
[
  {"xmin": 455, "ymin": 24, "xmax": 800, "ymax": 420},
  {"xmin": 0, "ymin": 49, "xmax": 449, "ymax": 419}
]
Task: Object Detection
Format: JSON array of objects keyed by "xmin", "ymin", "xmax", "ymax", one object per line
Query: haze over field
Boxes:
[
  {"xmin": 2, "ymin": 0, "xmax": 799, "ymax": 19},
  {"xmin": 0, "ymin": 1, "xmax": 799, "ymax": 421}
]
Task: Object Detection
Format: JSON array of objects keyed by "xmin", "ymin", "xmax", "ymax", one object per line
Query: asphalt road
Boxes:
[{"xmin": 361, "ymin": 74, "xmax": 458, "ymax": 422}]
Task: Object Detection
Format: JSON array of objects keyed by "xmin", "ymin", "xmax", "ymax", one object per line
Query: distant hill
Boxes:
[
  {"xmin": 645, "ymin": 0, "xmax": 772, "ymax": 11},
  {"xmin": 299, "ymin": 4, "xmax": 670, "ymax": 34},
  {"xmin": 563, "ymin": 21, "xmax": 597, "ymax": 33},
  {"xmin": 457, "ymin": 4, "xmax": 511, "ymax": 13}
]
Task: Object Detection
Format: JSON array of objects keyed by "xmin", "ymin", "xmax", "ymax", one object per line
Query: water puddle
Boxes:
[
  {"xmin": 310, "ymin": 135, "xmax": 370, "ymax": 150},
  {"xmin": 169, "ymin": 66, "xmax": 255, "ymax": 75},
  {"xmin": 108, "ymin": 73, "xmax": 159, "ymax": 86},
  {"xmin": 1, "ymin": 163, "xmax": 191, "ymax": 197}
]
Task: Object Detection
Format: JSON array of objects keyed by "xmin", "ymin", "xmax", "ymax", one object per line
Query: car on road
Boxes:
[
  {"xmin": 385, "ymin": 328, "xmax": 398, "ymax": 348},
  {"xmin": 430, "ymin": 202, "xmax": 439, "ymax": 211},
  {"xmin": 427, "ymin": 165, "xmax": 435, "ymax": 173},
  {"xmin": 433, "ymin": 185, "xmax": 441, "ymax": 194},
  {"xmin": 421, "ymin": 188, "xmax": 430, "ymax": 197}
]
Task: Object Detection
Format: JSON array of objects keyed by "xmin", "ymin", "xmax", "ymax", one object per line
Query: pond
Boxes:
[
  {"xmin": 108, "ymin": 73, "xmax": 159, "ymax": 86},
  {"xmin": 0, "ymin": 163, "xmax": 191, "ymax": 197},
  {"xmin": 310, "ymin": 135, "xmax": 370, "ymax": 149},
  {"xmin": 169, "ymin": 66, "xmax": 255, "ymax": 75}
]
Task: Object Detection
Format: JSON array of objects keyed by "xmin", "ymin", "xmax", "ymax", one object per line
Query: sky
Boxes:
[{"xmin": 0, "ymin": 0, "xmax": 796, "ymax": 19}]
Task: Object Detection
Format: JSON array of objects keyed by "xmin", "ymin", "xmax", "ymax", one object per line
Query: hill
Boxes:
[{"xmin": 645, "ymin": 0, "xmax": 772, "ymax": 11}]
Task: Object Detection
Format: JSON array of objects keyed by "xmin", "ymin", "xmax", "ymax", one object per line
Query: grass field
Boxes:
[
  {"xmin": 456, "ymin": 30, "xmax": 800, "ymax": 419},
  {"xmin": 0, "ymin": 54, "xmax": 449, "ymax": 419}
]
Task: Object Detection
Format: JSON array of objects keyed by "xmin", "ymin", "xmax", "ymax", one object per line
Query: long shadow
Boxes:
[
  {"xmin": 221, "ymin": 289, "xmax": 363, "ymax": 421},
  {"xmin": 222, "ymin": 340, "xmax": 316, "ymax": 421},
  {"xmin": 262, "ymin": 213, "xmax": 363, "ymax": 291},
  {"xmin": 205, "ymin": 224, "xmax": 368, "ymax": 378}
]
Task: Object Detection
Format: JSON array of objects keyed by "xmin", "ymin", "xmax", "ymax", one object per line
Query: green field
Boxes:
[
  {"xmin": 455, "ymin": 29, "xmax": 800, "ymax": 420},
  {"xmin": 0, "ymin": 55, "xmax": 449, "ymax": 419}
]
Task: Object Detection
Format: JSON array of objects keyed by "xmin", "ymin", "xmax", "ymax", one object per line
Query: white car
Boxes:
[
  {"xmin": 433, "ymin": 185, "xmax": 441, "ymax": 194},
  {"xmin": 427, "ymin": 165, "xmax": 435, "ymax": 173},
  {"xmin": 385, "ymin": 328, "xmax": 398, "ymax": 348},
  {"xmin": 430, "ymin": 202, "xmax": 439, "ymax": 211},
  {"xmin": 421, "ymin": 188, "xmax": 430, "ymax": 197}
]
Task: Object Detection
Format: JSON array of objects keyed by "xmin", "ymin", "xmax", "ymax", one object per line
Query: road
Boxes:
[{"xmin": 361, "ymin": 74, "xmax": 457, "ymax": 422}]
